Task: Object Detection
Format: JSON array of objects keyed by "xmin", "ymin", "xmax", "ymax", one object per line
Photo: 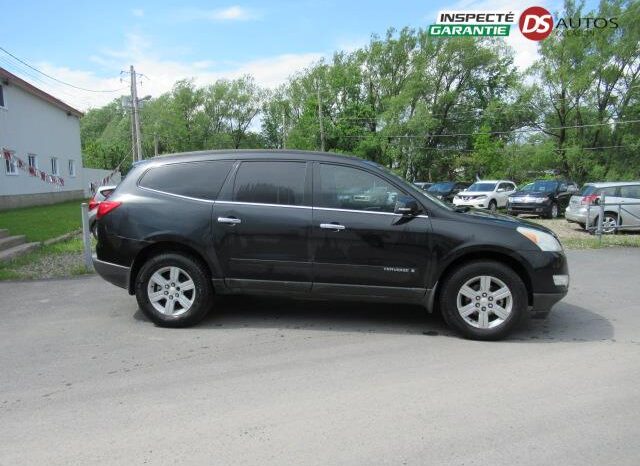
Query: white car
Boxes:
[{"xmin": 453, "ymin": 180, "xmax": 517, "ymax": 212}]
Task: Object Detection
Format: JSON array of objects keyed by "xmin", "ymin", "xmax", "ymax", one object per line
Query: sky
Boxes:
[{"xmin": 0, "ymin": 0, "xmax": 597, "ymax": 111}]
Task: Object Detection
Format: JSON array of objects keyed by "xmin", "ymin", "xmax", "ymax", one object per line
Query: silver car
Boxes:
[
  {"xmin": 566, "ymin": 181, "xmax": 640, "ymax": 233},
  {"xmin": 88, "ymin": 185, "xmax": 117, "ymax": 237}
]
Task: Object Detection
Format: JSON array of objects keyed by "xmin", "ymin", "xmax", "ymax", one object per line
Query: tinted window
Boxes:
[
  {"xmin": 428, "ymin": 182, "xmax": 455, "ymax": 193},
  {"xmin": 318, "ymin": 164, "xmax": 402, "ymax": 213},
  {"xmin": 234, "ymin": 161, "xmax": 306, "ymax": 206},
  {"xmin": 620, "ymin": 185, "xmax": 640, "ymax": 200},
  {"xmin": 140, "ymin": 160, "xmax": 234, "ymax": 200},
  {"xmin": 595, "ymin": 186, "xmax": 619, "ymax": 196}
]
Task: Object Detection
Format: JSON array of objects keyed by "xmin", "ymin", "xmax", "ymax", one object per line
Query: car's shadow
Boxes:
[{"xmin": 134, "ymin": 295, "xmax": 614, "ymax": 343}]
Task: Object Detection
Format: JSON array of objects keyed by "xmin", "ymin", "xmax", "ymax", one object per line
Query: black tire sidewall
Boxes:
[
  {"xmin": 489, "ymin": 200, "xmax": 497, "ymax": 212},
  {"xmin": 439, "ymin": 261, "xmax": 528, "ymax": 340},
  {"xmin": 135, "ymin": 253, "xmax": 213, "ymax": 327}
]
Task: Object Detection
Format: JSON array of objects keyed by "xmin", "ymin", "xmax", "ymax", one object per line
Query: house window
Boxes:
[
  {"xmin": 51, "ymin": 157, "xmax": 59, "ymax": 175},
  {"xmin": 5, "ymin": 154, "xmax": 18, "ymax": 175},
  {"xmin": 68, "ymin": 159, "xmax": 76, "ymax": 177},
  {"xmin": 0, "ymin": 85, "xmax": 5, "ymax": 108},
  {"xmin": 28, "ymin": 154, "xmax": 38, "ymax": 169}
]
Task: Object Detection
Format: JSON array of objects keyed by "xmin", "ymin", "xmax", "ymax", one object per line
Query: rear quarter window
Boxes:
[{"xmin": 139, "ymin": 160, "xmax": 234, "ymax": 200}]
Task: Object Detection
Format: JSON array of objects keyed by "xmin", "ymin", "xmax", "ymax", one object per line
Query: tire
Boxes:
[
  {"xmin": 439, "ymin": 261, "xmax": 528, "ymax": 341},
  {"xmin": 592, "ymin": 213, "xmax": 619, "ymax": 235},
  {"xmin": 135, "ymin": 253, "xmax": 213, "ymax": 327},
  {"xmin": 488, "ymin": 200, "xmax": 497, "ymax": 213},
  {"xmin": 545, "ymin": 202, "xmax": 559, "ymax": 219}
]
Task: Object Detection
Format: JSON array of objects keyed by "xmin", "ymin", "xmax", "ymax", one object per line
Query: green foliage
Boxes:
[{"xmin": 80, "ymin": 0, "xmax": 639, "ymax": 184}]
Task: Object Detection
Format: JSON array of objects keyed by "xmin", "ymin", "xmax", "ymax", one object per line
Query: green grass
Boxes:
[
  {"xmin": 0, "ymin": 237, "xmax": 89, "ymax": 280},
  {"xmin": 562, "ymin": 235, "xmax": 640, "ymax": 249},
  {"xmin": 0, "ymin": 200, "xmax": 85, "ymax": 242}
]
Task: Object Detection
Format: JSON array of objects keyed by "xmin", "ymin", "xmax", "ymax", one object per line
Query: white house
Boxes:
[{"xmin": 0, "ymin": 67, "xmax": 119, "ymax": 210}]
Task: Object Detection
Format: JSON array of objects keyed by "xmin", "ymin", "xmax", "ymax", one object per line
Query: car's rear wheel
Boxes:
[
  {"xmin": 135, "ymin": 253, "xmax": 213, "ymax": 327},
  {"xmin": 439, "ymin": 261, "xmax": 527, "ymax": 340},
  {"xmin": 590, "ymin": 213, "xmax": 618, "ymax": 235}
]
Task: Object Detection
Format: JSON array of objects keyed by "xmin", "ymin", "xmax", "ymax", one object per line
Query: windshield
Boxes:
[
  {"xmin": 467, "ymin": 182, "xmax": 497, "ymax": 192},
  {"xmin": 521, "ymin": 180, "xmax": 558, "ymax": 192},
  {"xmin": 428, "ymin": 182, "xmax": 455, "ymax": 193}
]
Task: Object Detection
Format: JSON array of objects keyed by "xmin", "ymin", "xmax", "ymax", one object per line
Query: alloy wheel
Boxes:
[
  {"xmin": 456, "ymin": 275, "xmax": 513, "ymax": 329},
  {"xmin": 147, "ymin": 266, "xmax": 196, "ymax": 316},
  {"xmin": 551, "ymin": 203, "xmax": 558, "ymax": 218},
  {"xmin": 602, "ymin": 215, "xmax": 618, "ymax": 234}
]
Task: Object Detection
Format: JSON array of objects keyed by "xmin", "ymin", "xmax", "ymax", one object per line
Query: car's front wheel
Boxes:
[
  {"xmin": 439, "ymin": 261, "xmax": 528, "ymax": 340},
  {"xmin": 135, "ymin": 253, "xmax": 213, "ymax": 327}
]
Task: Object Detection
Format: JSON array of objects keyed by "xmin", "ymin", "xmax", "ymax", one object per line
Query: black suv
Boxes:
[
  {"xmin": 507, "ymin": 180, "xmax": 575, "ymax": 219},
  {"xmin": 427, "ymin": 181, "xmax": 470, "ymax": 203},
  {"xmin": 94, "ymin": 150, "xmax": 569, "ymax": 340}
]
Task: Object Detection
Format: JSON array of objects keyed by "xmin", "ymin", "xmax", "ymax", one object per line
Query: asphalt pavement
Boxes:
[{"xmin": 1, "ymin": 248, "xmax": 639, "ymax": 465}]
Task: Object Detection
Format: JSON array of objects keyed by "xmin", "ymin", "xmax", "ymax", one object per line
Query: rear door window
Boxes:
[
  {"xmin": 233, "ymin": 161, "xmax": 306, "ymax": 206},
  {"xmin": 620, "ymin": 185, "xmax": 640, "ymax": 200},
  {"xmin": 139, "ymin": 160, "xmax": 234, "ymax": 200}
]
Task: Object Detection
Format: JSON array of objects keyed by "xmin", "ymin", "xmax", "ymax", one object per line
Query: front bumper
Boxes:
[
  {"xmin": 453, "ymin": 198, "xmax": 489, "ymax": 209},
  {"xmin": 507, "ymin": 202, "xmax": 550, "ymax": 216},
  {"xmin": 92, "ymin": 254, "xmax": 130, "ymax": 290},
  {"xmin": 530, "ymin": 291, "xmax": 567, "ymax": 318}
]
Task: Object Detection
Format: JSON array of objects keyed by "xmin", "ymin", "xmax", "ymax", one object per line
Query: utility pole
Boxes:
[
  {"xmin": 282, "ymin": 112, "xmax": 287, "ymax": 149},
  {"xmin": 316, "ymin": 80, "xmax": 325, "ymax": 152},
  {"xmin": 130, "ymin": 65, "xmax": 143, "ymax": 161}
]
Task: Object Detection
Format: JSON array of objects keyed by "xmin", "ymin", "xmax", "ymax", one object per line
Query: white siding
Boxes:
[{"xmin": 0, "ymin": 82, "xmax": 83, "ymax": 196}]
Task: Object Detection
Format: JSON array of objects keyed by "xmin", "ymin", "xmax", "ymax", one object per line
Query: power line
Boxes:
[
  {"xmin": 0, "ymin": 46, "xmax": 126, "ymax": 93},
  {"xmin": 380, "ymin": 144, "xmax": 636, "ymax": 153},
  {"xmin": 0, "ymin": 55, "xmax": 97, "ymax": 109},
  {"xmin": 338, "ymin": 119, "xmax": 640, "ymax": 139}
]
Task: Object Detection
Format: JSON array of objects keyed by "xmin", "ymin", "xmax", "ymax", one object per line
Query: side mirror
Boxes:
[
  {"xmin": 559, "ymin": 186, "xmax": 567, "ymax": 192},
  {"xmin": 497, "ymin": 188, "xmax": 505, "ymax": 192},
  {"xmin": 395, "ymin": 196, "xmax": 420, "ymax": 216}
]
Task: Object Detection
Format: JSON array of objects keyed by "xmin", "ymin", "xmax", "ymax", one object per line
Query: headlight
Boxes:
[
  {"xmin": 517, "ymin": 226, "xmax": 563, "ymax": 251},
  {"xmin": 534, "ymin": 197, "xmax": 547, "ymax": 204},
  {"xmin": 475, "ymin": 195, "xmax": 487, "ymax": 200}
]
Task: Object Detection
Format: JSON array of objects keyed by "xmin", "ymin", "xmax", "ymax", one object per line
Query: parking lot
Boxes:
[{"xmin": 1, "ymin": 248, "xmax": 639, "ymax": 465}]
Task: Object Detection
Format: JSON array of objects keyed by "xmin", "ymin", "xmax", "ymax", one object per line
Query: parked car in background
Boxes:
[
  {"xmin": 453, "ymin": 180, "xmax": 517, "ymax": 212},
  {"xmin": 88, "ymin": 185, "xmax": 116, "ymax": 237},
  {"xmin": 565, "ymin": 181, "xmax": 640, "ymax": 233},
  {"xmin": 507, "ymin": 180, "xmax": 575, "ymax": 219},
  {"xmin": 413, "ymin": 181, "xmax": 433, "ymax": 191},
  {"xmin": 92, "ymin": 150, "xmax": 569, "ymax": 340},
  {"xmin": 427, "ymin": 181, "xmax": 470, "ymax": 203}
]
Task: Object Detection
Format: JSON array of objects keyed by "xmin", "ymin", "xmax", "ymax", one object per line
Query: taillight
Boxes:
[
  {"xmin": 96, "ymin": 201, "xmax": 122, "ymax": 219},
  {"xmin": 88, "ymin": 197, "xmax": 99, "ymax": 211},
  {"xmin": 581, "ymin": 194, "xmax": 599, "ymax": 205}
]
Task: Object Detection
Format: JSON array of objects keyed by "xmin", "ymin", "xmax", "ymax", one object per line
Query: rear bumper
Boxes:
[
  {"xmin": 565, "ymin": 208, "xmax": 588, "ymax": 224},
  {"xmin": 92, "ymin": 254, "xmax": 130, "ymax": 290}
]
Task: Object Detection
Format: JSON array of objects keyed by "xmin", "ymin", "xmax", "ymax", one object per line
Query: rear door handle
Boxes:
[
  {"xmin": 320, "ymin": 223, "xmax": 346, "ymax": 231},
  {"xmin": 218, "ymin": 217, "xmax": 242, "ymax": 225}
]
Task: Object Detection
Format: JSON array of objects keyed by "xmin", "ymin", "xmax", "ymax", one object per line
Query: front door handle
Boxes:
[
  {"xmin": 218, "ymin": 217, "xmax": 242, "ymax": 225},
  {"xmin": 320, "ymin": 223, "xmax": 346, "ymax": 231}
]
